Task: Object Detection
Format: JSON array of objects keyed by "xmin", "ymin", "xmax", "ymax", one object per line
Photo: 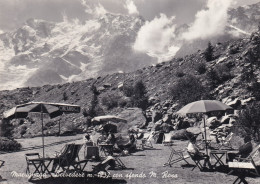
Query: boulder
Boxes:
[
  {"xmin": 162, "ymin": 114, "xmax": 171, "ymax": 124},
  {"xmin": 117, "ymin": 108, "xmax": 147, "ymax": 133},
  {"xmin": 152, "ymin": 123, "xmax": 161, "ymax": 131},
  {"xmin": 226, "ymin": 98, "xmax": 241, "ymax": 109},
  {"xmin": 152, "ymin": 110, "xmax": 163, "ymax": 123},
  {"xmin": 206, "ymin": 117, "xmax": 220, "ymax": 129},
  {"xmin": 171, "ymin": 129, "xmax": 193, "ymax": 140}
]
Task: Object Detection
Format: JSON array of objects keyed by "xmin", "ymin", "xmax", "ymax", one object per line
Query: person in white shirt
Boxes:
[{"xmin": 187, "ymin": 136, "xmax": 212, "ymax": 170}]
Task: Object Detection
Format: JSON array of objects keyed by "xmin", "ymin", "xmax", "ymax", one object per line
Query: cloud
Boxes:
[
  {"xmin": 124, "ymin": 0, "xmax": 139, "ymax": 15},
  {"xmin": 0, "ymin": 29, "xmax": 4, "ymax": 34},
  {"xmin": 133, "ymin": 14, "xmax": 179, "ymax": 62},
  {"xmin": 80, "ymin": 0, "xmax": 107, "ymax": 16},
  {"xmin": 182, "ymin": 0, "xmax": 233, "ymax": 40}
]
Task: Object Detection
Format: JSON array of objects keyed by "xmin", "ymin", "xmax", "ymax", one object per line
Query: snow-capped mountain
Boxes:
[
  {"xmin": 0, "ymin": 2, "xmax": 259, "ymax": 90},
  {"xmin": 0, "ymin": 14, "xmax": 156, "ymax": 90}
]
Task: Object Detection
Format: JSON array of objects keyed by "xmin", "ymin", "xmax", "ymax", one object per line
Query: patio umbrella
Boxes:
[
  {"xmin": 3, "ymin": 101, "xmax": 81, "ymax": 157},
  {"xmin": 177, "ymin": 100, "xmax": 232, "ymax": 155}
]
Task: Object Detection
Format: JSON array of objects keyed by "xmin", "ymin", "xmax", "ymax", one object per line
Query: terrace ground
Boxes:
[{"xmin": 0, "ymin": 135, "xmax": 259, "ymax": 184}]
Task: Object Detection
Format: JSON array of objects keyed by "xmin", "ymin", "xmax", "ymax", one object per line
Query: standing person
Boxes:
[{"xmin": 187, "ymin": 136, "xmax": 212, "ymax": 170}]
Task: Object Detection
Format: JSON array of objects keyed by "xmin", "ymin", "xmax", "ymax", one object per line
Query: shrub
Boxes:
[
  {"xmin": 169, "ymin": 75, "xmax": 211, "ymax": 107},
  {"xmin": 131, "ymin": 80, "xmax": 149, "ymax": 110},
  {"xmin": 175, "ymin": 70, "xmax": 185, "ymax": 78},
  {"xmin": 0, "ymin": 137, "xmax": 22, "ymax": 152},
  {"xmin": 195, "ymin": 63, "xmax": 207, "ymax": 74},
  {"xmin": 237, "ymin": 102, "xmax": 260, "ymax": 141},
  {"xmin": 20, "ymin": 126, "xmax": 27, "ymax": 135},
  {"xmin": 88, "ymin": 84, "xmax": 99, "ymax": 117},
  {"xmin": 118, "ymin": 98, "xmax": 128, "ymax": 107},
  {"xmin": 63, "ymin": 92, "xmax": 68, "ymax": 101},
  {"xmin": 204, "ymin": 42, "xmax": 214, "ymax": 61},
  {"xmin": 206, "ymin": 64, "xmax": 233, "ymax": 87},
  {"xmin": 0, "ymin": 119, "xmax": 13, "ymax": 137},
  {"xmin": 101, "ymin": 94, "xmax": 120, "ymax": 109},
  {"xmin": 229, "ymin": 46, "xmax": 239, "ymax": 54},
  {"xmin": 122, "ymin": 84, "xmax": 134, "ymax": 97}
]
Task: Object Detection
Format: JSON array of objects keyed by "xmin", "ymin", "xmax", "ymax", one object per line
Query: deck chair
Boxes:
[
  {"xmin": 91, "ymin": 155, "xmax": 122, "ymax": 178},
  {"xmin": 162, "ymin": 133, "xmax": 173, "ymax": 146},
  {"xmin": 228, "ymin": 144, "xmax": 260, "ymax": 182},
  {"xmin": 163, "ymin": 147, "xmax": 190, "ymax": 167},
  {"xmin": 25, "ymin": 153, "xmax": 41, "ymax": 174},
  {"xmin": 140, "ymin": 132, "xmax": 154, "ymax": 149},
  {"xmin": 54, "ymin": 144, "xmax": 89, "ymax": 173},
  {"xmin": 218, "ymin": 132, "xmax": 233, "ymax": 150}
]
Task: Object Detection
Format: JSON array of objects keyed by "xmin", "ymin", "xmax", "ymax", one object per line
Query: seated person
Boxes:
[
  {"xmin": 97, "ymin": 132, "xmax": 108, "ymax": 145},
  {"xmin": 118, "ymin": 134, "xmax": 136, "ymax": 153},
  {"xmin": 227, "ymin": 135, "xmax": 253, "ymax": 162},
  {"xmin": 105, "ymin": 132, "xmax": 116, "ymax": 145},
  {"xmin": 83, "ymin": 134, "xmax": 94, "ymax": 147},
  {"xmin": 187, "ymin": 136, "xmax": 212, "ymax": 169}
]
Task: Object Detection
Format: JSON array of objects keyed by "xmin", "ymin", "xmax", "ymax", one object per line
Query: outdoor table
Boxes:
[
  {"xmin": 98, "ymin": 144, "xmax": 114, "ymax": 157},
  {"xmin": 28, "ymin": 157, "xmax": 53, "ymax": 179},
  {"xmin": 210, "ymin": 150, "xmax": 239, "ymax": 168},
  {"xmin": 84, "ymin": 146, "xmax": 99, "ymax": 160}
]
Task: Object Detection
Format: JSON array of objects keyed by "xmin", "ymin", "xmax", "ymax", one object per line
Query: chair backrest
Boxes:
[
  {"xmin": 66, "ymin": 144, "xmax": 83, "ymax": 164},
  {"xmin": 249, "ymin": 144, "xmax": 260, "ymax": 159},
  {"xmin": 163, "ymin": 133, "xmax": 172, "ymax": 143},
  {"xmin": 57, "ymin": 144, "xmax": 75, "ymax": 157},
  {"xmin": 25, "ymin": 153, "xmax": 40, "ymax": 162},
  {"xmin": 224, "ymin": 132, "xmax": 233, "ymax": 142}
]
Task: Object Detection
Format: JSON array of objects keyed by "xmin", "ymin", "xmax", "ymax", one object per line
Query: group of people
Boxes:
[
  {"xmin": 187, "ymin": 134, "xmax": 253, "ymax": 171},
  {"xmin": 83, "ymin": 131, "xmax": 137, "ymax": 155}
]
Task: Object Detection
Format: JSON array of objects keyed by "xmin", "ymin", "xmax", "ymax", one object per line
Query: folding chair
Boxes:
[
  {"xmin": 140, "ymin": 132, "xmax": 154, "ymax": 149},
  {"xmin": 163, "ymin": 147, "xmax": 190, "ymax": 167},
  {"xmin": 25, "ymin": 153, "xmax": 41, "ymax": 174},
  {"xmin": 218, "ymin": 132, "xmax": 233, "ymax": 150},
  {"xmin": 162, "ymin": 133, "xmax": 173, "ymax": 146},
  {"xmin": 54, "ymin": 144, "xmax": 89, "ymax": 173},
  {"xmin": 0, "ymin": 160, "xmax": 5, "ymax": 181},
  {"xmin": 228, "ymin": 144, "xmax": 260, "ymax": 181},
  {"xmin": 187, "ymin": 151, "xmax": 205, "ymax": 171},
  {"xmin": 0, "ymin": 160, "xmax": 5, "ymax": 168}
]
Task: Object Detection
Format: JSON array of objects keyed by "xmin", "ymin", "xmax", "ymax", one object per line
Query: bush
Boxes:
[
  {"xmin": 169, "ymin": 75, "xmax": 211, "ymax": 107},
  {"xmin": 122, "ymin": 84, "xmax": 134, "ymax": 97},
  {"xmin": 0, "ymin": 119, "xmax": 13, "ymax": 137},
  {"xmin": 0, "ymin": 137, "xmax": 22, "ymax": 152},
  {"xmin": 131, "ymin": 80, "xmax": 149, "ymax": 110},
  {"xmin": 101, "ymin": 94, "xmax": 120, "ymax": 109},
  {"xmin": 206, "ymin": 64, "xmax": 233, "ymax": 87},
  {"xmin": 237, "ymin": 102, "xmax": 260, "ymax": 141},
  {"xmin": 175, "ymin": 70, "xmax": 185, "ymax": 78},
  {"xmin": 204, "ymin": 42, "xmax": 214, "ymax": 61},
  {"xmin": 195, "ymin": 63, "xmax": 207, "ymax": 74}
]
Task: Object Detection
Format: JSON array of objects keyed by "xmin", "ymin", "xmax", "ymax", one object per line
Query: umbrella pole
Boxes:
[
  {"xmin": 41, "ymin": 104, "xmax": 45, "ymax": 157},
  {"xmin": 203, "ymin": 116, "xmax": 208, "ymax": 155}
]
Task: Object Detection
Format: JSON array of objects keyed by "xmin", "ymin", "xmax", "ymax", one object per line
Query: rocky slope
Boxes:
[{"xmin": 0, "ymin": 27, "xmax": 259, "ymax": 138}]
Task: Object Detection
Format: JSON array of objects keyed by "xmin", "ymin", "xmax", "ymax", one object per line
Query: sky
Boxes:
[{"xmin": 0, "ymin": 0, "xmax": 259, "ymax": 33}]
